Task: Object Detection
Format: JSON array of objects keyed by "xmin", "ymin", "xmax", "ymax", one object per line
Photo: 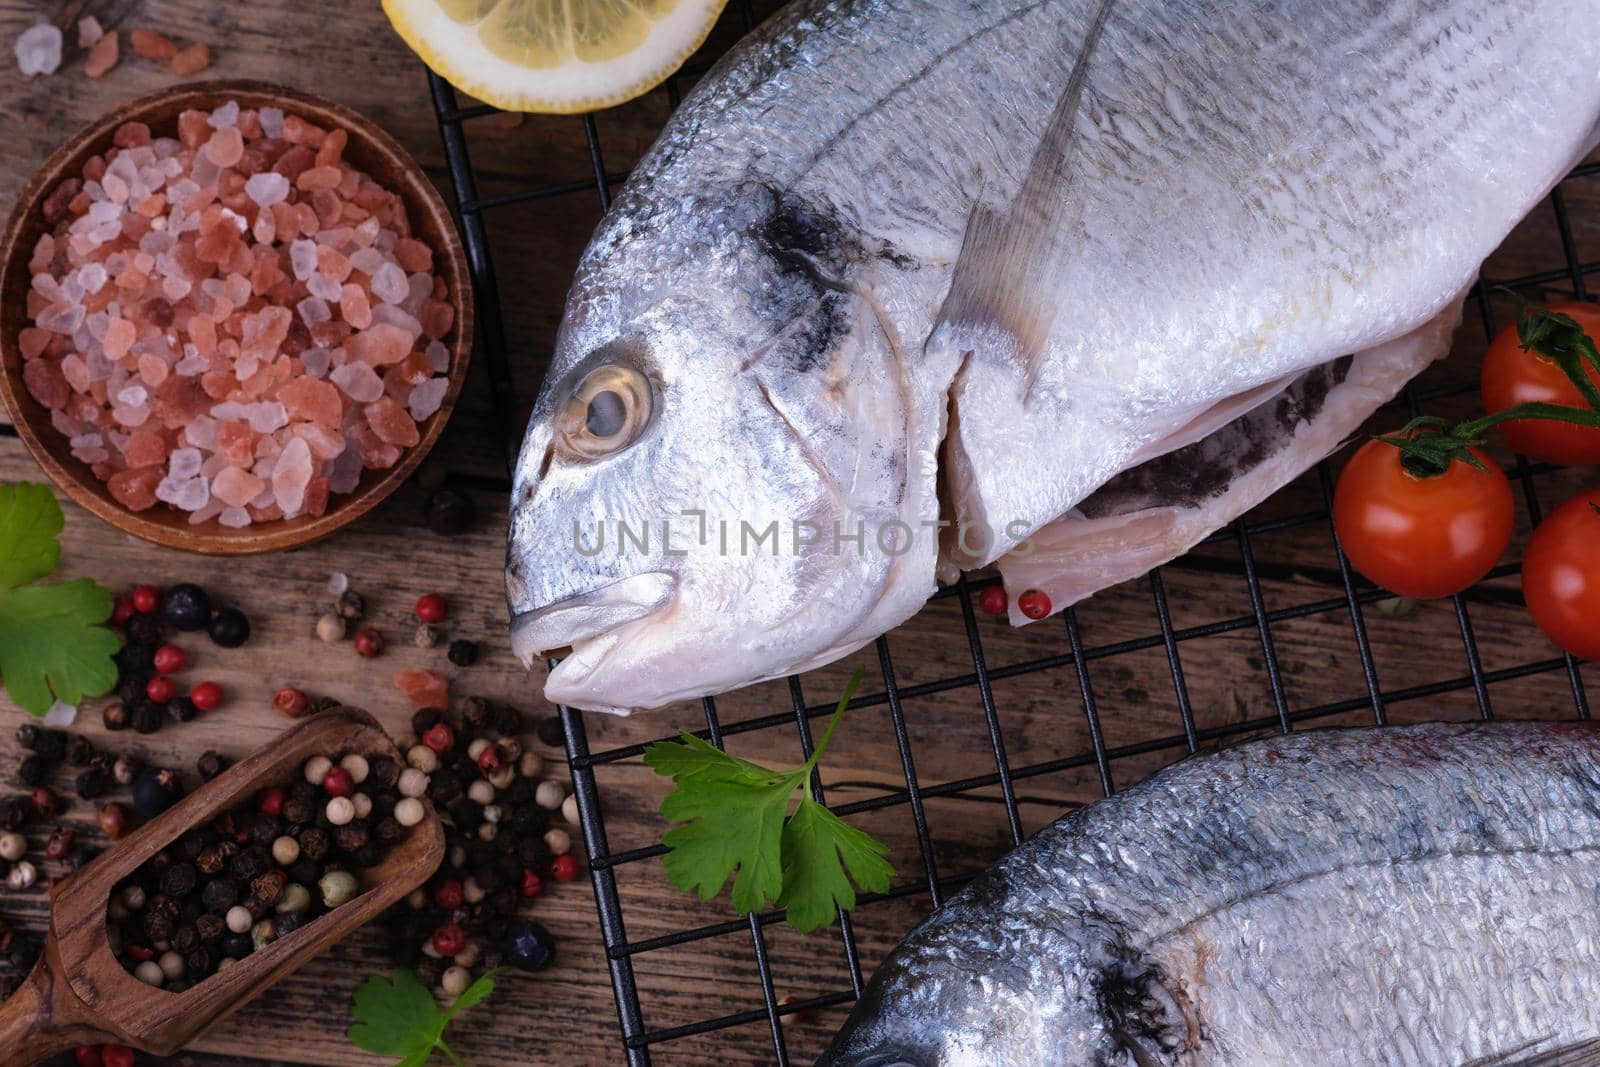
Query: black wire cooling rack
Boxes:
[{"xmin": 426, "ymin": 7, "xmax": 1596, "ymax": 1061}]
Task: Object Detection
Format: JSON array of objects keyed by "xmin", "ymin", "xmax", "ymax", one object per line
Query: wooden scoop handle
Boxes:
[{"xmin": 0, "ymin": 950, "xmax": 117, "ymax": 1067}]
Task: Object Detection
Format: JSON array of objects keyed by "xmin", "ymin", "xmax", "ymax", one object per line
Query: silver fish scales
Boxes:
[
  {"xmin": 508, "ymin": 0, "xmax": 1600, "ymax": 712},
  {"xmin": 818, "ymin": 722, "xmax": 1600, "ymax": 1066}
]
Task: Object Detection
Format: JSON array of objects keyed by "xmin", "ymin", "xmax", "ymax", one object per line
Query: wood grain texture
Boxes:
[
  {"xmin": 0, "ymin": 79, "xmax": 474, "ymax": 555},
  {"xmin": 0, "ymin": 2, "xmax": 1594, "ymax": 1066}
]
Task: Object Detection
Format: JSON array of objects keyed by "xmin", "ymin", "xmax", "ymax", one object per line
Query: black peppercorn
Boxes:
[
  {"xmin": 131, "ymin": 700, "xmax": 164, "ymax": 735},
  {"xmin": 286, "ymin": 858, "xmax": 321, "ymax": 886},
  {"xmin": 171, "ymin": 924, "xmax": 199, "ymax": 954},
  {"xmin": 196, "ymin": 842, "xmax": 234, "ymax": 877},
  {"xmin": 461, "ymin": 696, "xmax": 493, "ymax": 727},
  {"xmin": 249, "ymin": 813, "xmax": 282, "ymax": 845},
  {"xmin": 335, "ymin": 821, "xmax": 369, "ymax": 852},
  {"xmin": 161, "ymin": 583, "xmax": 212, "ymax": 632},
  {"xmin": 195, "ymin": 913, "xmax": 225, "ymax": 943},
  {"xmin": 167, "ymin": 697, "xmax": 199, "ymax": 724},
  {"xmin": 124, "ymin": 614, "xmax": 164, "ymax": 647},
  {"xmin": 143, "ymin": 912, "xmax": 174, "ymax": 943},
  {"xmin": 410, "ymin": 707, "xmax": 443, "ymax": 735},
  {"xmin": 145, "ymin": 892, "xmax": 179, "ymax": 924},
  {"xmin": 354, "ymin": 842, "xmax": 382, "ymax": 868},
  {"xmin": 207, "ymin": 608, "xmax": 250, "ymax": 649},
  {"xmin": 102, "ymin": 702, "xmax": 130, "ymax": 732},
  {"xmin": 201, "ymin": 878, "xmax": 239, "ymax": 912},
  {"xmin": 184, "ymin": 946, "xmax": 212, "ymax": 976},
  {"xmin": 175, "ymin": 833, "xmax": 207, "ymax": 862},
  {"xmin": 64, "ymin": 735, "xmax": 95, "ymax": 767},
  {"xmin": 298, "ymin": 827, "xmax": 332, "ymax": 862},
  {"xmin": 282, "ymin": 795, "xmax": 315, "ymax": 826},
  {"xmin": 115, "ymin": 673, "xmax": 146, "ymax": 704},
  {"xmin": 430, "ymin": 769, "xmax": 462, "ymax": 805},
  {"xmin": 449, "ymin": 799, "xmax": 482, "ymax": 830},
  {"xmin": 275, "ymin": 912, "xmax": 305, "ymax": 939},
  {"xmin": 309, "ymin": 696, "xmax": 339, "ymax": 716},
  {"xmin": 131, "ymin": 768, "xmax": 184, "ymax": 818},
  {"xmin": 113, "ymin": 640, "xmax": 156, "ymax": 677},
  {"xmin": 250, "ymin": 870, "xmax": 287, "ymax": 908},
  {"xmin": 533, "ymin": 714, "xmax": 562, "ymax": 747},
  {"xmin": 179, "ymin": 895, "xmax": 204, "ymax": 923},
  {"xmin": 425, "ymin": 487, "xmax": 475, "ymax": 536},
  {"xmin": 367, "ymin": 756, "xmax": 399, "ymax": 790},
  {"xmin": 374, "ymin": 816, "xmax": 405, "ymax": 845},
  {"xmin": 197, "ymin": 750, "xmax": 229, "ymax": 781},
  {"xmin": 75, "ymin": 768, "xmax": 108, "ymax": 799},
  {"xmin": 112, "ymin": 755, "xmax": 143, "ymax": 786},
  {"xmin": 13, "ymin": 724, "xmax": 40, "ymax": 750},
  {"xmin": 515, "ymin": 836, "xmax": 551, "ymax": 869},
  {"xmin": 0, "ymin": 798, "xmax": 27, "ymax": 831},
  {"xmin": 231, "ymin": 847, "xmax": 268, "ymax": 882},
  {"xmin": 220, "ymin": 932, "xmax": 252, "ymax": 959},
  {"xmin": 509, "ymin": 804, "xmax": 547, "ymax": 838},
  {"xmin": 446, "ymin": 639, "xmax": 478, "ymax": 667},
  {"xmin": 17, "ymin": 756, "xmax": 48, "ymax": 787},
  {"xmin": 160, "ymin": 862, "xmax": 197, "ymax": 898}
]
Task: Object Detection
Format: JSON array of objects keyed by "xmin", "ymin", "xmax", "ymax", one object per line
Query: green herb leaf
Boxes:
[
  {"xmin": 0, "ymin": 483, "xmax": 119, "ymax": 716},
  {"xmin": 349, "ymin": 968, "xmax": 500, "ymax": 1066},
  {"xmin": 0, "ymin": 483, "xmax": 63, "ymax": 589},
  {"xmin": 646, "ymin": 667, "xmax": 894, "ymax": 932},
  {"xmin": 349, "ymin": 970, "xmax": 447, "ymax": 1058},
  {"xmin": 778, "ymin": 796, "xmax": 894, "ymax": 933}
]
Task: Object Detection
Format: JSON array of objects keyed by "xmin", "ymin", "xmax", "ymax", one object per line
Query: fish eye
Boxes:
[{"xmin": 557, "ymin": 363, "xmax": 653, "ymax": 460}]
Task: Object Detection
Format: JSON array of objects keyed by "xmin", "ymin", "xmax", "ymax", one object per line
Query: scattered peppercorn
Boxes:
[
  {"xmin": 447, "ymin": 639, "xmax": 479, "ymax": 667},
  {"xmin": 353, "ymin": 628, "xmax": 384, "ymax": 659},
  {"xmin": 152, "ymin": 645, "xmax": 187, "ymax": 674},
  {"xmin": 535, "ymin": 716, "xmax": 564, "ymax": 748},
  {"xmin": 166, "ymin": 696, "xmax": 199, "ymax": 724},
  {"xmin": 413, "ymin": 623, "xmax": 440, "ymax": 649},
  {"xmin": 18, "ymin": 756, "xmax": 48, "ymax": 787},
  {"xmin": 130, "ymin": 585, "xmax": 161, "ymax": 614},
  {"xmin": 977, "ymin": 585, "xmax": 1008, "ymax": 616},
  {"xmin": 160, "ymin": 584, "xmax": 212, "ymax": 631},
  {"xmin": 189, "ymin": 681, "xmax": 223, "ymax": 712},
  {"xmin": 131, "ymin": 768, "xmax": 185, "ymax": 818},
  {"xmin": 98, "ymin": 803, "xmax": 129, "ymax": 839},
  {"xmin": 414, "ymin": 593, "xmax": 448, "ymax": 624},
  {"xmin": 425, "ymin": 488, "xmax": 475, "ymax": 536},
  {"xmin": 1017, "ymin": 588, "xmax": 1052, "ymax": 621},
  {"xmin": 336, "ymin": 590, "xmax": 365, "ymax": 621},
  {"xmin": 111, "ymin": 596, "xmax": 136, "ymax": 626},
  {"xmin": 272, "ymin": 688, "xmax": 310, "ymax": 719},
  {"xmin": 550, "ymin": 854, "xmax": 580, "ymax": 882},
  {"xmin": 197, "ymin": 751, "xmax": 229, "ymax": 781},
  {"xmin": 65, "ymin": 735, "xmax": 96, "ymax": 767},
  {"xmin": 422, "ymin": 722, "xmax": 455, "ymax": 754},
  {"xmin": 112, "ymin": 755, "xmax": 142, "ymax": 786},
  {"xmin": 503, "ymin": 919, "xmax": 556, "ymax": 971},
  {"xmin": 102, "ymin": 702, "xmax": 130, "ymax": 732},
  {"xmin": 145, "ymin": 676, "xmax": 176, "ymax": 703},
  {"xmin": 131, "ymin": 700, "xmax": 163, "ymax": 735},
  {"xmin": 207, "ymin": 608, "xmax": 251, "ymax": 649},
  {"xmin": 315, "ymin": 612, "xmax": 346, "ymax": 643}
]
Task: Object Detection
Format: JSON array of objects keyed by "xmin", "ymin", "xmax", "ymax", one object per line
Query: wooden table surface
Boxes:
[{"xmin": 0, "ymin": 2, "xmax": 1596, "ymax": 1065}]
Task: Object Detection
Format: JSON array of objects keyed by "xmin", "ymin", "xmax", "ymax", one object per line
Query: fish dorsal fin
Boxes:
[
  {"xmin": 1467, "ymin": 1038, "xmax": 1600, "ymax": 1066},
  {"xmin": 930, "ymin": 0, "xmax": 1116, "ymax": 398}
]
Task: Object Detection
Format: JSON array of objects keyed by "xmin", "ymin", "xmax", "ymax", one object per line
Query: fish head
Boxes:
[
  {"xmin": 508, "ymin": 182, "xmax": 941, "ymax": 712},
  {"xmin": 817, "ymin": 900, "xmax": 1190, "ymax": 1066}
]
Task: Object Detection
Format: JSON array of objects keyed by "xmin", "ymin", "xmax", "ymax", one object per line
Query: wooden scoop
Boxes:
[{"xmin": 0, "ymin": 706, "xmax": 445, "ymax": 1066}]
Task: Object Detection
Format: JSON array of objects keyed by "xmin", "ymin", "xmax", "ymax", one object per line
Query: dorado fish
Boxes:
[
  {"xmin": 818, "ymin": 721, "xmax": 1600, "ymax": 1067},
  {"xmin": 507, "ymin": 0, "xmax": 1600, "ymax": 713}
]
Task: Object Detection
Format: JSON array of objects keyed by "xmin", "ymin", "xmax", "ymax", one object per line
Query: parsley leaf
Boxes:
[
  {"xmin": 644, "ymin": 667, "xmax": 894, "ymax": 932},
  {"xmin": 349, "ymin": 967, "xmax": 503, "ymax": 1067},
  {"xmin": 0, "ymin": 483, "xmax": 118, "ymax": 716}
]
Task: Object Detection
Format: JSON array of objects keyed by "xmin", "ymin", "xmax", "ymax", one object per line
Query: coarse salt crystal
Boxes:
[
  {"xmin": 307, "ymin": 272, "xmax": 343, "ymax": 303},
  {"xmin": 409, "ymin": 377, "xmax": 448, "ymax": 422},
  {"xmin": 245, "ymin": 171, "xmax": 290, "ymax": 208},
  {"xmin": 218, "ymin": 507, "xmax": 251, "ymax": 528},
  {"xmin": 290, "ymin": 239, "xmax": 318, "ymax": 281},
  {"xmin": 330, "ymin": 361, "xmax": 384, "ymax": 403},
  {"xmin": 371, "ymin": 263, "xmax": 408, "ymax": 305},
  {"xmin": 301, "ymin": 347, "xmax": 332, "ymax": 378},
  {"xmin": 425, "ymin": 341, "xmax": 449, "ymax": 373},
  {"xmin": 115, "ymin": 384, "xmax": 147, "ymax": 407},
  {"xmin": 77, "ymin": 16, "xmax": 103, "ymax": 47},
  {"xmin": 259, "ymin": 107, "xmax": 284, "ymax": 138},
  {"xmin": 248, "ymin": 401, "xmax": 289, "ymax": 434},
  {"xmin": 15, "ymin": 23, "xmax": 62, "ymax": 78},
  {"xmin": 207, "ymin": 100, "xmax": 240, "ymax": 128},
  {"xmin": 347, "ymin": 247, "xmax": 386, "ymax": 276}
]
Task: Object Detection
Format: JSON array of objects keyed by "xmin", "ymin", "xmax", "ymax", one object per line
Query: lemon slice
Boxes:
[{"xmin": 384, "ymin": 0, "xmax": 728, "ymax": 114}]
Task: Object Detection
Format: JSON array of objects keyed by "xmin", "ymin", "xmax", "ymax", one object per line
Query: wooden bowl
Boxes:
[{"xmin": 0, "ymin": 80, "xmax": 473, "ymax": 554}]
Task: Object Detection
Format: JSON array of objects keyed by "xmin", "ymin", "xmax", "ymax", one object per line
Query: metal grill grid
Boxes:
[{"xmin": 425, "ymin": 10, "xmax": 1596, "ymax": 1060}]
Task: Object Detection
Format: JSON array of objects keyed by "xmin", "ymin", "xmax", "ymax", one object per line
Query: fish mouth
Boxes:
[{"xmin": 509, "ymin": 571, "xmax": 677, "ymax": 668}]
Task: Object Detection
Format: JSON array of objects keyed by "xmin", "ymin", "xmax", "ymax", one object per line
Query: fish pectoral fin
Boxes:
[
  {"xmin": 1466, "ymin": 1037, "xmax": 1600, "ymax": 1067},
  {"xmin": 927, "ymin": 0, "xmax": 1116, "ymax": 399}
]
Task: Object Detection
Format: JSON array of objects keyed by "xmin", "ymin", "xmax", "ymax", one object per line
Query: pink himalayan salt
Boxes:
[
  {"xmin": 272, "ymin": 437, "xmax": 313, "ymax": 516},
  {"xmin": 419, "ymin": 299, "xmax": 454, "ymax": 341},
  {"xmin": 22, "ymin": 99, "xmax": 453, "ymax": 526},
  {"xmin": 348, "ymin": 323, "xmax": 413, "ymax": 366},
  {"xmin": 212, "ymin": 466, "xmax": 264, "ymax": 508},
  {"xmin": 395, "ymin": 668, "xmax": 449, "ymax": 710},
  {"xmin": 279, "ymin": 376, "xmax": 342, "ymax": 427},
  {"xmin": 22, "ymin": 359, "xmax": 68, "ymax": 409},
  {"xmin": 364, "ymin": 396, "xmax": 420, "ymax": 448},
  {"xmin": 107, "ymin": 466, "xmax": 162, "ymax": 511}
]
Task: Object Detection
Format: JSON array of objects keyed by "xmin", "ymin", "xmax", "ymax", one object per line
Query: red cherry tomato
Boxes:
[
  {"xmin": 1481, "ymin": 301, "xmax": 1600, "ymax": 466},
  {"xmin": 1522, "ymin": 488, "xmax": 1600, "ymax": 661},
  {"xmin": 1333, "ymin": 440, "xmax": 1514, "ymax": 599}
]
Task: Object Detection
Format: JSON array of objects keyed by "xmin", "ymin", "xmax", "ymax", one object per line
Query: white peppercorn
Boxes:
[
  {"xmin": 441, "ymin": 965, "xmax": 472, "ymax": 997},
  {"xmin": 544, "ymin": 828, "xmax": 572, "ymax": 856},
  {"xmin": 447, "ymin": 843, "xmax": 467, "ymax": 869},
  {"xmin": 561, "ymin": 794, "xmax": 579, "ymax": 826},
  {"xmin": 6, "ymin": 860, "xmax": 37, "ymax": 890},
  {"xmin": 481, "ymin": 804, "xmax": 503, "ymax": 825},
  {"xmin": 398, "ymin": 768, "xmax": 430, "ymax": 798},
  {"xmin": 158, "ymin": 951, "xmax": 186, "ymax": 981},
  {"xmin": 477, "ymin": 822, "xmax": 497, "ymax": 842},
  {"xmin": 453, "ymin": 940, "xmax": 481, "ymax": 969},
  {"xmin": 271, "ymin": 836, "xmax": 301, "ymax": 866},
  {"xmin": 122, "ymin": 884, "xmax": 146, "ymax": 910},
  {"xmin": 421, "ymin": 939, "xmax": 443, "ymax": 960},
  {"xmin": 134, "ymin": 960, "xmax": 165, "ymax": 987},
  {"xmin": 406, "ymin": 887, "xmax": 427, "ymax": 910},
  {"xmin": 316, "ymin": 612, "xmax": 346, "ymax": 643},
  {"xmin": 395, "ymin": 797, "xmax": 426, "ymax": 827},
  {"xmin": 252, "ymin": 918, "xmax": 277, "ymax": 950},
  {"xmin": 326, "ymin": 797, "xmax": 355, "ymax": 826},
  {"xmin": 487, "ymin": 765, "xmax": 515, "ymax": 791},
  {"xmin": 226, "ymin": 906, "xmax": 253, "ymax": 934},
  {"xmin": 407, "ymin": 745, "xmax": 439, "ymax": 773},
  {"xmin": 498, "ymin": 737, "xmax": 523, "ymax": 763},
  {"xmin": 276, "ymin": 883, "xmax": 312, "ymax": 914},
  {"xmin": 519, "ymin": 750, "xmax": 545, "ymax": 779},
  {"xmin": 467, "ymin": 738, "xmax": 490, "ymax": 761},
  {"xmin": 535, "ymin": 780, "xmax": 565, "ymax": 810},
  {"xmin": 462, "ymin": 877, "xmax": 485, "ymax": 904},
  {"xmin": 0, "ymin": 831, "xmax": 25, "ymax": 862},
  {"xmin": 467, "ymin": 779, "xmax": 495, "ymax": 805},
  {"xmin": 319, "ymin": 870, "xmax": 359, "ymax": 908},
  {"xmin": 108, "ymin": 898, "xmax": 129, "ymax": 923},
  {"xmin": 303, "ymin": 755, "xmax": 333, "ymax": 786},
  {"xmin": 352, "ymin": 793, "xmax": 373, "ymax": 820},
  {"xmin": 339, "ymin": 753, "xmax": 370, "ymax": 784}
]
